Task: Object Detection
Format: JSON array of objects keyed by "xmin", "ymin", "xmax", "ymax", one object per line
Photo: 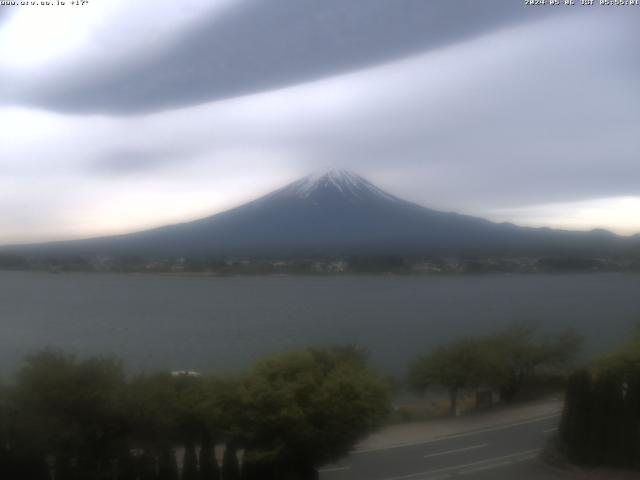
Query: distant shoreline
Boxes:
[
  {"xmin": 1, "ymin": 268, "xmax": 639, "ymax": 278},
  {"xmin": 2, "ymin": 251, "xmax": 640, "ymax": 276}
]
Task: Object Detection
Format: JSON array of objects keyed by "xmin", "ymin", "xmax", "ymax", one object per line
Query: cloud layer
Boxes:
[
  {"xmin": 0, "ymin": 3, "xmax": 638, "ymax": 244},
  {"xmin": 2, "ymin": 0, "xmax": 560, "ymax": 114}
]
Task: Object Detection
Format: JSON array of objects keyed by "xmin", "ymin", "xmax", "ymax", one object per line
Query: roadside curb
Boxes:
[{"xmin": 353, "ymin": 410, "xmax": 562, "ymax": 454}]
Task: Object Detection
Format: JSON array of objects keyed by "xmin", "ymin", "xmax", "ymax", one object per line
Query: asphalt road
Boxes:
[{"xmin": 319, "ymin": 414, "xmax": 566, "ymax": 480}]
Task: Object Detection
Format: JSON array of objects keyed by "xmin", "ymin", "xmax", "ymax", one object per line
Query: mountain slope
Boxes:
[{"xmin": 4, "ymin": 170, "xmax": 636, "ymax": 257}]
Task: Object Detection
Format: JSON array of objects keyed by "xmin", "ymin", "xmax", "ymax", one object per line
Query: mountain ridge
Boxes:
[{"xmin": 2, "ymin": 170, "xmax": 637, "ymax": 257}]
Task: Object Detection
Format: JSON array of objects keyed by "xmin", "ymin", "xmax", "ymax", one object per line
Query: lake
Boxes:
[{"xmin": 0, "ymin": 271, "xmax": 638, "ymax": 378}]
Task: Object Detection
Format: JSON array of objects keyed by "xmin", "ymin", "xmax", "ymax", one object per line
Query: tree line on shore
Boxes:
[
  {"xmin": 2, "ymin": 253, "xmax": 639, "ymax": 275},
  {"xmin": 0, "ymin": 347, "xmax": 390, "ymax": 480}
]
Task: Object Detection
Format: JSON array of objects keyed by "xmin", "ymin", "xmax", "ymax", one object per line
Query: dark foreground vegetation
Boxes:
[
  {"xmin": 0, "ymin": 347, "xmax": 390, "ymax": 480},
  {"xmin": 558, "ymin": 329, "xmax": 640, "ymax": 471},
  {"xmin": 2, "ymin": 322, "xmax": 636, "ymax": 479}
]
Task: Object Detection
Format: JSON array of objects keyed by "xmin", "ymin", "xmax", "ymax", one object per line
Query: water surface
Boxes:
[{"xmin": 1, "ymin": 271, "xmax": 638, "ymax": 378}]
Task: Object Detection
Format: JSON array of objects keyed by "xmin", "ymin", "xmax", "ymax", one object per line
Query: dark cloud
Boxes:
[
  {"xmin": 89, "ymin": 150, "xmax": 183, "ymax": 176},
  {"xmin": 17, "ymin": 0, "xmax": 563, "ymax": 114},
  {"xmin": 0, "ymin": 7, "xmax": 11, "ymax": 22}
]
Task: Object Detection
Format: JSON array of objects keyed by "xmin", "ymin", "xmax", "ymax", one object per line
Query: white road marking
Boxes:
[
  {"xmin": 423, "ymin": 443, "xmax": 488, "ymax": 459},
  {"xmin": 353, "ymin": 413, "xmax": 560, "ymax": 454},
  {"xmin": 459, "ymin": 459, "xmax": 516, "ymax": 475},
  {"xmin": 458, "ymin": 449, "xmax": 541, "ymax": 476},
  {"xmin": 377, "ymin": 449, "xmax": 541, "ymax": 480},
  {"xmin": 318, "ymin": 466, "xmax": 351, "ymax": 473},
  {"xmin": 543, "ymin": 427, "xmax": 558, "ymax": 433}
]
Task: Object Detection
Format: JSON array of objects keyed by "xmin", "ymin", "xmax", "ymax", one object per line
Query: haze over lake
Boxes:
[{"xmin": 1, "ymin": 271, "xmax": 638, "ymax": 378}]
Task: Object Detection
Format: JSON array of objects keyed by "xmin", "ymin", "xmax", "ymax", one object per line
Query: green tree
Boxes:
[
  {"xmin": 221, "ymin": 347, "xmax": 390, "ymax": 480},
  {"xmin": 632, "ymin": 320, "xmax": 640, "ymax": 341},
  {"xmin": 409, "ymin": 338, "xmax": 500, "ymax": 416},
  {"xmin": 13, "ymin": 350, "xmax": 128, "ymax": 480},
  {"xmin": 172, "ymin": 373, "xmax": 211, "ymax": 451},
  {"xmin": 489, "ymin": 324, "xmax": 582, "ymax": 402},
  {"xmin": 125, "ymin": 372, "xmax": 183, "ymax": 459},
  {"xmin": 597, "ymin": 339, "xmax": 640, "ymax": 376}
]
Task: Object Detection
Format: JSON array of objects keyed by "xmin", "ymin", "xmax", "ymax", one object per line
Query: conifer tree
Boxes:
[
  {"xmin": 588, "ymin": 372, "xmax": 619, "ymax": 466},
  {"xmin": 182, "ymin": 441, "xmax": 198, "ymax": 480},
  {"xmin": 55, "ymin": 455, "xmax": 77, "ymax": 480},
  {"xmin": 221, "ymin": 443, "xmax": 240, "ymax": 480},
  {"xmin": 11, "ymin": 451, "xmax": 51, "ymax": 480},
  {"xmin": 115, "ymin": 448, "xmax": 136, "ymax": 480},
  {"xmin": 240, "ymin": 452, "xmax": 274, "ymax": 480},
  {"xmin": 157, "ymin": 445, "xmax": 179, "ymax": 480},
  {"xmin": 602, "ymin": 375, "xmax": 626, "ymax": 467},
  {"xmin": 560, "ymin": 369, "xmax": 592, "ymax": 464},
  {"xmin": 198, "ymin": 436, "xmax": 220, "ymax": 480},
  {"xmin": 622, "ymin": 373, "xmax": 640, "ymax": 468},
  {"xmin": 137, "ymin": 450, "xmax": 158, "ymax": 480}
]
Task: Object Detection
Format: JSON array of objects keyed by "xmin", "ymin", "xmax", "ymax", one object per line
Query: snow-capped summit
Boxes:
[{"xmin": 279, "ymin": 168, "xmax": 399, "ymax": 203}]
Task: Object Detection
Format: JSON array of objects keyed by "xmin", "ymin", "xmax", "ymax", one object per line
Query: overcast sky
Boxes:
[{"xmin": 0, "ymin": 0, "xmax": 639, "ymax": 244}]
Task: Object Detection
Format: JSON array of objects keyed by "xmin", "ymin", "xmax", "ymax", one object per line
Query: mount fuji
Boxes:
[{"xmin": 4, "ymin": 169, "xmax": 635, "ymax": 257}]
